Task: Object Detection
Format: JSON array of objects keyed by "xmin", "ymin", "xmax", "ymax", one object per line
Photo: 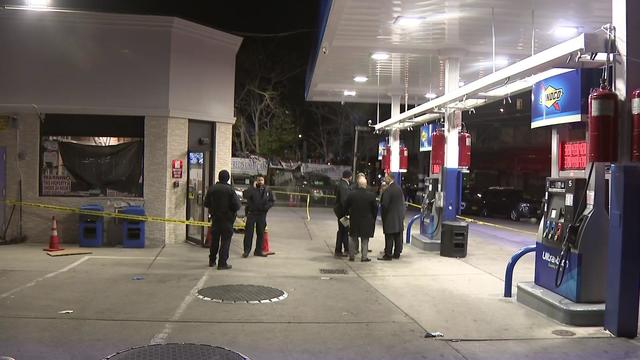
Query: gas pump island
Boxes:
[
  {"xmin": 516, "ymin": 68, "xmax": 615, "ymax": 326},
  {"xmin": 411, "ymin": 120, "xmax": 472, "ymax": 254}
]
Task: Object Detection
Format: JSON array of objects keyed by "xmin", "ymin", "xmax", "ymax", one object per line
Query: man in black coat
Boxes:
[
  {"xmin": 333, "ymin": 170, "xmax": 352, "ymax": 257},
  {"xmin": 242, "ymin": 175, "xmax": 275, "ymax": 257},
  {"xmin": 204, "ymin": 170, "xmax": 241, "ymax": 270},
  {"xmin": 378, "ymin": 174, "xmax": 406, "ymax": 260},
  {"xmin": 344, "ymin": 175, "xmax": 377, "ymax": 262}
]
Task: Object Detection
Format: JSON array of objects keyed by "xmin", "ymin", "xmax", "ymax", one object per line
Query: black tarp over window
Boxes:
[{"xmin": 58, "ymin": 141, "xmax": 143, "ymax": 194}]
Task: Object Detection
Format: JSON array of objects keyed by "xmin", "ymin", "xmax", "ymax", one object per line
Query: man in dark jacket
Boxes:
[
  {"xmin": 242, "ymin": 175, "xmax": 275, "ymax": 257},
  {"xmin": 344, "ymin": 175, "xmax": 377, "ymax": 262},
  {"xmin": 378, "ymin": 174, "xmax": 406, "ymax": 260},
  {"xmin": 333, "ymin": 170, "xmax": 352, "ymax": 257},
  {"xmin": 204, "ymin": 170, "xmax": 241, "ymax": 270}
]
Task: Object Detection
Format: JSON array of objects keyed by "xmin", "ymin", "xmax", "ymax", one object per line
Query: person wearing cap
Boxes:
[
  {"xmin": 204, "ymin": 170, "xmax": 241, "ymax": 270},
  {"xmin": 333, "ymin": 169, "xmax": 352, "ymax": 257},
  {"xmin": 242, "ymin": 175, "xmax": 275, "ymax": 257}
]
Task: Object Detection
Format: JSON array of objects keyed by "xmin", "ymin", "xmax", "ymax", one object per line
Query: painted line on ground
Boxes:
[
  {"xmin": 0, "ymin": 256, "xmax": 90, "ymax": 299},
  {"xmin": 149, "ymin": 269, "xmax": 211, "ymax": 345}
]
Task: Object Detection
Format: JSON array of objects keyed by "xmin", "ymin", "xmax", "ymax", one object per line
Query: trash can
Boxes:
[
  {"xmin": 79, "ymin": 204, "xmax": 104, "ymax": 247},
  {"xmin": 440, "ymin": 221, "xmax": 468, "ymax": 258},
  {"xmin": 121, "ymin": 206, "xmax": 146, "ymax": 248}
]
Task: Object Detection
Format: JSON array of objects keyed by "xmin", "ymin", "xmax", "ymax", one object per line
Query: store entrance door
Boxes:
[{"xmin": 186, "ymin": 151, "xmax": 210, "ymax": 246}]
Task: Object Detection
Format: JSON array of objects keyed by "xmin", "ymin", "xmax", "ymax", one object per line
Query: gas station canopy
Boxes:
[{"xmin": 307, "ymin": 0, "xmax": 612, "ymax": 127}]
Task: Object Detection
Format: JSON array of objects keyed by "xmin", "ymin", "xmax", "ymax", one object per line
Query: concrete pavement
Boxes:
[{"xmin": 0, "ymin": 207, "xmax": 638, "ymax": 359}]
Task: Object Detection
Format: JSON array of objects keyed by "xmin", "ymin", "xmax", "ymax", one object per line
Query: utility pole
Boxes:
[{"xmin": 353, "ymin": 125, "xmax": 371, "ymax": 175}]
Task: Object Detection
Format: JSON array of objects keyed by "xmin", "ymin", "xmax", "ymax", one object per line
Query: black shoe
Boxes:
[
  {"xmin": 348, "ymin": 257, "xmax": 355, "ymax": 262},
  {"xmin": 241, "ymin": 253, "xmax": 249, "ymax": 258},
  {"xmin": 377, "ymin": 255, "xmax": 392, "ymax": 261},
  {"xmin": 217, "ymin": 264, "xmax": 232, "ymax": 270},
  {"xmin": 361, "ymin": 258, "xmax": 371, "ymax": 262},
  {"xmin": 368, "ymin": 249, "xmax": 373, "ymax": 253},
  {"xmin": 334, "ymin": 252, "xmax": 348, "ymax": 258},
  {"xmin": 209, "ymin": 260, "xmax": 216, "ymax": 267},
  {"xmin": 254, "ymin": 252, "xmax": 268, "ymax": 257},
  {"xmin": 392, "ymin": 255, "xmax": 400, "ymax": 259}
]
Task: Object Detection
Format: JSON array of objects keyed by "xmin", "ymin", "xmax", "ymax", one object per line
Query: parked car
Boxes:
[{"xmin": 466, "ymin": 187, "xmax": 541, "ymax": 221}]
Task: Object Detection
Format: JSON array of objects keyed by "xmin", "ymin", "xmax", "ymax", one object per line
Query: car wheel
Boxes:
[
  {"xmin": 480, "ymin": 208, "xmax": 489, "ymax": 217},
  {"xmin": 510, "ymin": 210, "xmax": 520, "ymax": 222}
]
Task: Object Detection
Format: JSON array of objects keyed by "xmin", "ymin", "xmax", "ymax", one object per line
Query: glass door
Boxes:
[{"xmin": 186, "ymin": 151, "xmax": 210, "ymax": 246}]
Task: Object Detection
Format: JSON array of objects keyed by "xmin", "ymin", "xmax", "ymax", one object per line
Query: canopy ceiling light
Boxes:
[
  {"xmin": 343, "ymin": 90, "xmax": 357, "ymax": 96},
  {"xmin": 353, "ymin": 75, "xmax": 368, "ymax": 83},
  {"xmin": 374, "ymin": 32, "xmax": 610, "ymax": 131},
  {"xmin": 371, "ymin": 52, "xmax": 390, "ymax": 61},
  {"xmin": 393, "ymin": 16, "xmax": 425, "ymax": 27}
]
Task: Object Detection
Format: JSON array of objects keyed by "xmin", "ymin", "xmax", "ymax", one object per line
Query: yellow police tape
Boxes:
[{"xmin": 5, "ymin": 200, "xmax": 213, "ymax": 227}]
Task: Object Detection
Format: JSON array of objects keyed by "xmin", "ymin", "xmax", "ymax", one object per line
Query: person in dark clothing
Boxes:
[
  {"xmin": 333, "ymin": 170, "xmax": 352, "ymax": 257},
  {"xmin": 378, "ymin": 174, "xmax": 406, "ymax": 261},
  {"xmin": 242, "ymin": 175, "xmax": 275, "ymax": 257},
  {"xmin": 204, "ymin": 170, "xmax": 241, "ymax": 270},
  {"xmin": 344, "ymin": 175, "xmax": 377, "ymax": 262}
]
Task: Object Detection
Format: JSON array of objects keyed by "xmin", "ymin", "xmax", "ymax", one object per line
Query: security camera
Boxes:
[{"xmin": 367, "ymin": 120, "xmax": 372, "ymax": 126}]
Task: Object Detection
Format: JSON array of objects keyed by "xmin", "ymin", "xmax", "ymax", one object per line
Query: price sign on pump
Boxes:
[{"xmin": 172, "ymin": 159, "xmax": 183, "ymax": 179}]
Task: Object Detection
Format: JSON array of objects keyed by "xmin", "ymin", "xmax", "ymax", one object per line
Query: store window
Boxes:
[{"xmin": 40, "ymin": 114, "xmax": 144, "ymax": 197}]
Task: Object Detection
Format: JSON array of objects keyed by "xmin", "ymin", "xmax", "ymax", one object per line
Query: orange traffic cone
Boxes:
[
  {"xmin": 262, "ymin": 229, "xmax": 275, "ymax": 255},
  {"xmin": 44, "ymin": 216, "xmax": 64, "ymax": 251}
]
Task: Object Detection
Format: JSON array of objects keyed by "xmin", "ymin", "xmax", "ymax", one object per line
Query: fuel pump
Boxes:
[
  {"xmin": 632, "ymin": 89, "xmax": 640, "ymax": 162},
  {"xmin": 420, "ymin": 177, "xmax": 442, "ymax": 240}
]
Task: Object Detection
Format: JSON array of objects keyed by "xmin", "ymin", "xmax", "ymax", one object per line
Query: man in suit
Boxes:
[
  {"xmin": 204, "ymin": 170, "xmax": 241, "ymax": 270},
  {"xmin": 344, "ymin": 175, "xmax": 377, "ymax": 262},
  {"xmin": 378, "ymin": 174, "xmax": 406, "ymax": 260},
  {"xmin": 333, "ymin": 170, "xmax": 352, "ymax": 257},
  {"xmin": 242, "ymin": 175, "xmax": 275, "ymax": 257}
]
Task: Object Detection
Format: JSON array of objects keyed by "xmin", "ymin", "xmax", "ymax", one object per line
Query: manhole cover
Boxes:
[
  {"xmin": 320, "ymin": 268, "xmax": 348, "ymax": 275},
  {"xmin": 103, "ymin": 343, "xmax": 248, "ymax": 360},
  {"xmin": 552, "ymin": 329, "xmax": 576, "ymax": 337},
  {"xmin": 197, "ymin": 284, "xmax": 287, "ymax": 303}
]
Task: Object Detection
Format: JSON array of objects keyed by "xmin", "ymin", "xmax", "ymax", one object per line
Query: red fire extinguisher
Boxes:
[
  {"xmin": 399, "ymin": 145, "xmax": 408, "ymax": 172},
  {"xmin": 382, "ymin": 145, "xmax": 391, "ymax": 170},
  {"xmin": 632, "ymin": 89, "xmax": 640, "ymax": 162},
  {"xmin": 431, "ymin": 129, "xmax": 445, "ymax": 166},
  {"xmin": 458, "ymin": 131, "xmax": 471, "ymax": 168},
  {"xmin": 588, "ymin": 84, "xmax": 618, "ymax": 162}
]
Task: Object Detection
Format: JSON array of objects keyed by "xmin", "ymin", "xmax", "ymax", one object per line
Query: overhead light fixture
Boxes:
[
  {"xmin": 424, "ymin": 92, "xmax": 437, "ymax": 99},
  {"xmin": 553, "ymin": 26, "xmax": 581, "ymax": 38},
  {"xmin": 426, "ymin": 12, "xmax": 460, "ymax": 22},
  {"xmin": 393, "ymin": 16, "xmax": 425, "ymax": 27},
  {"xmin": 353, "ymin": 75, "xmax": 368, "ymax": 83},
  {"xmin": 371, "ymin": 52, "xmax": 390, "ymax": 61},
  {"xmin": 458, "ymin": 81, "xmax": 465, "ymax": 87},
  {"xmin": 25, "ymin": 0, "xmax": 50, "ymax": 8},
  {"xmin": 344, "ymin": 90, "xmax": 357, "ymax": 96}
]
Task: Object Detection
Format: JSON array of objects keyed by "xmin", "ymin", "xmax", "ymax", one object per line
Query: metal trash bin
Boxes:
[
  {"xmin": 79, "ymin": 204, "xmax": 104, "ymax": 247},
  {"xmin": 121, "ymin": 206, "xmax": 146, "ymax": 248},
  {"xmin": 440, "ymin": 221, "xmax": 468, "ymax": 258}
]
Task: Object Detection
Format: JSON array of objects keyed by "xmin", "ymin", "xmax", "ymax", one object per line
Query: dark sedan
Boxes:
[{"xmin": 464, "ymin": 187, "xmax": 541, "ymax": 221}]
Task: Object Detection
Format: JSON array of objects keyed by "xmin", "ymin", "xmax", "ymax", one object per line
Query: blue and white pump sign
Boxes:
[{"xmin": 531, "ymin": 69, "xmax": 599, "ymax": 129}]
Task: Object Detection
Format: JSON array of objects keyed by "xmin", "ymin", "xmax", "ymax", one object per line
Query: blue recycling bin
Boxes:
[
  {"xmin": 121, "ymin": 206, "xmax": 146, "ymax": 248},
  {"xmin": 79, "ymin": 204, "xmax": 104, "ymax": 247}
]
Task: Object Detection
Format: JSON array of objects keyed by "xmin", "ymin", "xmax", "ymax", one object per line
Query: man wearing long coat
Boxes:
[
  {"xmin": 344, "ymin": 175, "xmax": 377, "ymax": 262},
  {"xmin": 379, "ymin": 174, "xmax": 405, "ymax": 260}
]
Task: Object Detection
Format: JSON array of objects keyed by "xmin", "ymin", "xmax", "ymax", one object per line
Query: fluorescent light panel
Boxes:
[
  {"xmin": 343, "ymin": 90, "xmax": 356, "ymax": 96},
  {"xmin": 393, "ymin": 16, "xmax": 425, "ymax": 26},
  {"xmin": 353, "ymin": 75, "xmax": 368, "ymax": 82},
  {"xmin": 371, "ymin": 52, "xmax": 390, "ymax": 60}
]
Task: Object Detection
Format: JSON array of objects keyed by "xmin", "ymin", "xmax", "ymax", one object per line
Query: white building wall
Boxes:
[{"xmin": 0, "ymin": 10, "xmax": 241, "ymax": 246}]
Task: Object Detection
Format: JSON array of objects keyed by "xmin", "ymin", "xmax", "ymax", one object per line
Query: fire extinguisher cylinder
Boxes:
[{"xmin": 588, "ymin": 85, "xmax": 618, "ymax": 163}]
